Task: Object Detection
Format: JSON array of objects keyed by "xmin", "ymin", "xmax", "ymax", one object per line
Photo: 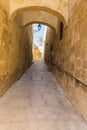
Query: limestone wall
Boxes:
[
  {"xmin": 1, "ymin": 0, "xmax": 87, "ymax": 123},
  {"xmin": 0, "ymin": 1, "xmax": 11, "ymax": 95},
  {"xmin": 21, "ymin": 11, "xmax": 58, "ymax": 33},
  {"xmin": 0, "ymin": 2, "xmax": 33, "ymax": 96},
  {"xmin": 44, "ymin": 27, "xmax": 56, "ymax": 65},
  {"xmin": 45, "ymin": 0, "xmax": 87, "ymax": 122},
  {"xmin": 33, "ymin": 44, "xmax": 42, "ymax": 59},
  {"xmin": 10, "ymin": 0, "xmax": 68, "ymax": 25}
]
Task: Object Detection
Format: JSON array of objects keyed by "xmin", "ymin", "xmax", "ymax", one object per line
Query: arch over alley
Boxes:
[{"xmin": 0, "ymin": 0, "xmax": 87, "ymax": 128}]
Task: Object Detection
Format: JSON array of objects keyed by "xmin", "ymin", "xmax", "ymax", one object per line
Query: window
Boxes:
[{"xmin": 60, "ymin": 22, "xmax": 63, "ymax": 40}]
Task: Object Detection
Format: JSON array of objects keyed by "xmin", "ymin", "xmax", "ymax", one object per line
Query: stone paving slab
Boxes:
[{"xmin": 0, "ymin": 59, "xmax": 87, "ymax": 130}]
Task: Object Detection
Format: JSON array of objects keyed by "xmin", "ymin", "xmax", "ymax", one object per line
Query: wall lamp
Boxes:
[{"xmin": 33, "ymin": 24, "xmax": 41, "ymax": 32}]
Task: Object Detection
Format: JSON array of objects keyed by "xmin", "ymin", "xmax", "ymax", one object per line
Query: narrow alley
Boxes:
[{"xmin": 0, "ymin": 60, "xmax": 87, "ymax": 130}]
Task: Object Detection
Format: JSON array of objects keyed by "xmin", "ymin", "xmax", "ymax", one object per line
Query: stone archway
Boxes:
[
  {"xmin": 10, "ymin": 6, "xmax": 68, "ymax": 27},
  {"xmin": 10, "ymin": 0, "xmax": 68, "ymax": 25},
  {"xmin": 20, "ymin": 10, "xmax": 59, "ymax": 34}
]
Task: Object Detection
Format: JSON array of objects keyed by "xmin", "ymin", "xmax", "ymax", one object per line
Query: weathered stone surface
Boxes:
[
  {"xmin": 10, "ymin": 0, "xmax": 68, "ymax": 25},
  {"xmin": 0, "ymin": 60, "xmax": 87, "ymax": 130},
  {"xmin": 0, "ymin": 0, "xmax": 87, "ymax": 125},
  {"xmin": 33, "ymin": 44, "xmax": 42, "ymax": 59},
  {"xmin": 21, "ymin": 11, "xmax": 58, "ymax": 33},
  {"xmin": 0, "ymin": 1, "xmax": 33, "ymax": 96},
  {"xmin": 45, "ymin": 0, "xmax": 87, "ymax": 122}
]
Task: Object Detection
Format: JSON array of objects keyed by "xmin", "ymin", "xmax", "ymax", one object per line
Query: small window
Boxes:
[{"xmin": 60, "ymin": 22, "xmax": 63, "ymax": 40}]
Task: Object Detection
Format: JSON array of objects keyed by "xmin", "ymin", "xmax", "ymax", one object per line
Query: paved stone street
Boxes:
[{"xmin": 0, "ymin": 60, "xmax": 87, "ymax": 130}]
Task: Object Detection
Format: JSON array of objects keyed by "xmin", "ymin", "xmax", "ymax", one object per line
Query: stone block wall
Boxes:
[
  {"xmin": 44, "ymin": 27, "xmax": 56, "ymax": 65},
  {"xmin": 33, "ymin": 44, "xmax": 42, "ymax": 59},
  {"xmin": 45, "ymin": 0, "xmax": 87, "ymax": 122},
  {"xmin": 0, "ymin": 1, "xmax": 33, "ymax": 96}
]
